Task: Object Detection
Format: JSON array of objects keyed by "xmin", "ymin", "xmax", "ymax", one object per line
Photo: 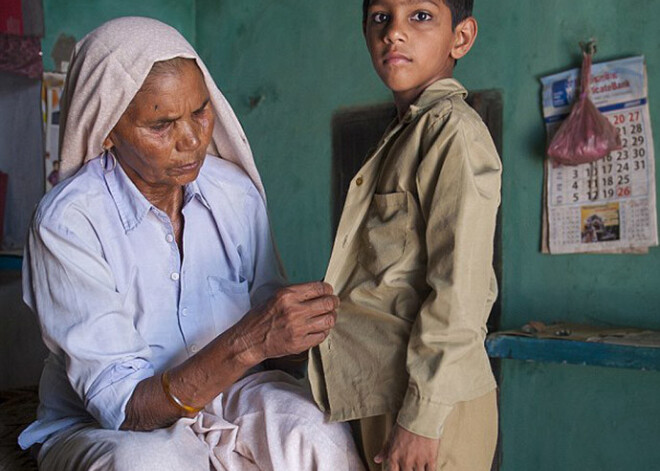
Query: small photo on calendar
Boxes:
[{"xmin": 581, "ymin": 203, "xmax": 620, "ymax": 244}]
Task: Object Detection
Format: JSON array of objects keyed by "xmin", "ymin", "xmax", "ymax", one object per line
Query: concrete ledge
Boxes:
[{"xmin": 486, "ymin": 333, "xmax": 660, "ymax": 371}]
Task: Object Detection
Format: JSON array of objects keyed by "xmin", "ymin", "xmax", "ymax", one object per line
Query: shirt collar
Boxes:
[
  {"xmin": 103, "ymin": 157, "xmax": 211, "ymax": 233},
  {"xmin": 185, "ymin": 179, "xmax": 211, "ymax": 210},
  {"xmin": 403, "ymin": 78, "xmax": 468, "ymax": 123}
]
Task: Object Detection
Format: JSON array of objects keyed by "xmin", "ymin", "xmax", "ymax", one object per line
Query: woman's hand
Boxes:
[
  {"xmin": 233, "ymin": 281, "xmax": 338, "ymax": 365},
  {"xmin": 374, "ymin": 424, "xmax": 439, "ymax": 471},
  {"xmin": 122, "ymin": 281, "xmax": 337, "ymax": 431}
]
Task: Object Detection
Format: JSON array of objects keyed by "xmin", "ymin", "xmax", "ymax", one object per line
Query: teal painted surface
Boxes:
[
  {"xmin": 499, "ymin": 360, "xmax": 660, "ymax": 470},
  {"xmin": 0, "ymin": 255, "xmax": 22, "ymax": 271},
  {"xmin": 195, "ymin": 0, "xmax": 389, "ymax": 280},
  {"xmin": 459, "ymin": 0, "xmax": 660, "ymax": 330},
  {"xmin": 42, "ymin": 0, "xmax": 196, "ymax": 71},
  {"xmin": 458, "ymin": 3, "xmax": 660, "ymax": 469},
  {"xmin": 486, "ymin": 334, "xmax": 660, "ymax": 371}
]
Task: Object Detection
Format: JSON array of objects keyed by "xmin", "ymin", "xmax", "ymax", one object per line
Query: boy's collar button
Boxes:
[
  {"xmin": 403, "ymin": 106, "xmax": 418, "ymax": 122},
  {"xmin": 355, "ymin": 177, "xmax": 364, "ymax": 186}
]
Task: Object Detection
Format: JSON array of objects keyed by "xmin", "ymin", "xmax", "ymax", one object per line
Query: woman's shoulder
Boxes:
[
  {"xmin": 200, "ymin": 156, "xmax": 254, "ymax": 184},
  {"xmin": 33, "ymin": 158, "xmax": 109, "ymax": 227},
  {"xmin": 198, "ymin": 156, "xmax": 262, "ymax": 202}
]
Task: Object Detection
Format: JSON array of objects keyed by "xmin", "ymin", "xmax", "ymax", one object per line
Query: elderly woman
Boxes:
[{"xmin": 18, "ymin": 17, "xmax": 363, "ymax": 470}]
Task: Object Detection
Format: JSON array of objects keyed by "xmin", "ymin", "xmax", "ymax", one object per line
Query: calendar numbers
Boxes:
[
  {"xmin": 543, "ymin": 56, "xmax": 657, "ymax": 253},
  {"xmin": 551, "ymin": 105, "xmax": 649, "ymax": 207}
]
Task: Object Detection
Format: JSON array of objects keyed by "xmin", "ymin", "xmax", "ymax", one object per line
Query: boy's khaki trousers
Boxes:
[{"xmin": 353, "ymin": 389, "xmax": 498, "ymax": 471}]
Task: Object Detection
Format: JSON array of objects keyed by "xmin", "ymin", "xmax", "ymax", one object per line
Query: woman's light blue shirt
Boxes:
[{"xmin": 19, "ymin": 155, "xmax": 284, "ymax": 448}]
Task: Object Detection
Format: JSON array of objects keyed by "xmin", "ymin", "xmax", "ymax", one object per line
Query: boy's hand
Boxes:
[{"xmin": 374, "ymin": 424, "xmax": 439, "ymax": 471}]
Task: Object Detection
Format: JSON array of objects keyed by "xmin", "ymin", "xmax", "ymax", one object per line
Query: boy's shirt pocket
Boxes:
[{"xmin": 358, "ymin": 191, "xmax": 410, "ymax": 275}]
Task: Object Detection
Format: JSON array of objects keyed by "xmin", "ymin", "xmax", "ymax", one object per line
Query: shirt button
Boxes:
[
  {"xmin": 171, "ymin": 272, "xmax": 180, "ymax": 281},
  {"xmin": 190, "ymin": 344, "xmax": 199, "ymax": 353},
  {"xmin": 356, "ymin": 176, "xmax": 363, "ymax": 186},
  {"xmin": 166, "ymin": 234, "xmax": 174, "ymax": 243},
  {"xmin": 182, "ymin": 308, "xmax": 189, "ymax": 317}
]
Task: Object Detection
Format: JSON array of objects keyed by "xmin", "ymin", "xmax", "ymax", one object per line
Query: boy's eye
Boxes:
[
  {"xmin": 371, "ymin": 12, "xmax": 389, "ymax": 24},
  {"xmin": 412, "ymin": 11, "xmax": 432, "ymax": 21}
]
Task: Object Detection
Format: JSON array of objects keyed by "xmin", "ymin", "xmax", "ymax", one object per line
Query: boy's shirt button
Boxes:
[{"xmin": 356, "ymin": 177, "xmax": 363, "ymax": 186}]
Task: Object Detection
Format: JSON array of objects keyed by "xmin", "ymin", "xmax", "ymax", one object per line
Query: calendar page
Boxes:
[{"xmin": 541, "ymin": 56, "xmax": 658, "ymax": 254}]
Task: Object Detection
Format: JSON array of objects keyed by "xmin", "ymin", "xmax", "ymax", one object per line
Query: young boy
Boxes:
[{"xmin": 308, "ymin": 1, "xmax": 501, "ymax": 470}]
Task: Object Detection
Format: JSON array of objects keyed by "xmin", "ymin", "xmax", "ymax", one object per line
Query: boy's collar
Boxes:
[{"xmin": 402, "ymin": 78, "xmax": 467, "ymax": 122}]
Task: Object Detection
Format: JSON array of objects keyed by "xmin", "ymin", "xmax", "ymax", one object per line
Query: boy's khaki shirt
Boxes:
[{"xmin": 308, "ymin": 79, "xmax": 501, "ymax": 438}]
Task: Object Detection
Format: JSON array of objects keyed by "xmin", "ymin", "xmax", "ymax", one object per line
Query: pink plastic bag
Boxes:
[{"xmin": 547, "ymin": 45, "xmax": 621, "ymax": 165}]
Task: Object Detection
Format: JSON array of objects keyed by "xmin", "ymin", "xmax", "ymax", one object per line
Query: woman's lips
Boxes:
[{"xmin": 171, "ymin": 159, "xmax": 202, "ymax": 175}]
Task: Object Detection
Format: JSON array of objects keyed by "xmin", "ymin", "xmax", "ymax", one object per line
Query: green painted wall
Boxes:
[
  {"xmin": 499, "ymin": 360, "xmax": 660, "ymax": 471},
  {"xmin": 195, "ymin": 0, "xmax": 389, "ymax": 280},
  {"xmin": 454, "ymin": 4, "xmax": 660, "ymax": 467},
  {"xmin": 41, "ymin": 0, "xmax": 196, "ymax": 71},
  {"xmin": 462, "ymin": 1, "xmax": 660, "ymax": 331}
]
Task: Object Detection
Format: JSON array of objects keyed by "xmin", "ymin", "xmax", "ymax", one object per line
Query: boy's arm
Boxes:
[{"xmin": 397, "ymin": 113, "xmax": 501, "ymax": 439}]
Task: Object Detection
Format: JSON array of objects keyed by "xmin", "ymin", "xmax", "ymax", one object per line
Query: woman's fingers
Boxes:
[
  {"xmin": 305, "ymin": 309, "xmax": 337, "ymax": 333},
  {"xmin": 277, "ymin": 281, "xmax": 334, "ymax": 303},
  {"xmin": 243, "ymin": 282, "xmax": 339, "ymax": 358},
  {"xmin": 301, "ymin": 331, "xmax": 330, "ymax": 350},
  {"xmin": 272, "ymin": 284, "xmax": 338, "ymax": 326},
  {"xmin": 299, "ymin": 293, "xmax": 339, "ymax": 318},
  {"xmin": 281, "ymin": 310, "xmax": 335, "ymax": 352}
]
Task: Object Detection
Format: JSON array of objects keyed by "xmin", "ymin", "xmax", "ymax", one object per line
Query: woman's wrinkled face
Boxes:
[{"xmin": 104, "ymin": 59, "xmax": 214, "ymax": 191}]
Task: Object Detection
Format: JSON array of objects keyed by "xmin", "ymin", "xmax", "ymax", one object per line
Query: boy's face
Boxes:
[{"xmin": 364, "ymin": 0, "xmax": 474, "ymax": 101}]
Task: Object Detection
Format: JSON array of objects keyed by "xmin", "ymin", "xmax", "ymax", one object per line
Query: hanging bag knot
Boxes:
[{"xmin": 547, "ymin": 40, "xmax": 621, "ymax": 165}]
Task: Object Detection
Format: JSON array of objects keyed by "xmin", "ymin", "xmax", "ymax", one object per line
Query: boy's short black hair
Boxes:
[{"xmin": 362, "ymin": 0, "xmax": 473, "ymax": 30}]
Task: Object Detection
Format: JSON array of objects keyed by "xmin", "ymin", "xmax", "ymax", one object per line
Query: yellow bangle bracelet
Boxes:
[{"xmin": 161, "ymin": 370, "xmax": 203, "ymax": 414}]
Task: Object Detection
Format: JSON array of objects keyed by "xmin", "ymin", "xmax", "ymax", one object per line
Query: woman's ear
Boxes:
[
  {"xmin": 450, "ymin": 17, "xmax": 478, "ymax": 61},
  {"xmin": 102, "ymin": 135, "xmax": 114, "ymax": 150}
]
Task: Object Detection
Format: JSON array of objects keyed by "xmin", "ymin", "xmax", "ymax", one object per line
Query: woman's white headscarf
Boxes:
[{"xmin": 58, "ymin": 16, "xmax": 265, "ymax": 201}]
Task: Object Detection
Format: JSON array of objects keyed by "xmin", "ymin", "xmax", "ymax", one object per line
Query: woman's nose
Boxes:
[{"xmin": 176, "ymin": 120, "xmax": 201, "ymax": 151}]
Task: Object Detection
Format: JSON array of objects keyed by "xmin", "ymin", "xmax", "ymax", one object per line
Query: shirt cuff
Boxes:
[
  {"xmin": 396, "ymin": 387, "xmax": 455, "ymax": 439},
  {"xmin": 85, "ymin": 358, "xmax": 153, "ymax": 430}
]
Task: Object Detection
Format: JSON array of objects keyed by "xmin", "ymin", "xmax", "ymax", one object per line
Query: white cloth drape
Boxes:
[{"xmin": 38, "ymin": 371, "xmax": 365, "ymax": 471}]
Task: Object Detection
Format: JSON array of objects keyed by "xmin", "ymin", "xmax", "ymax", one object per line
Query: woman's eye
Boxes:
[
  {"xmin": 193, "ymin": 107, "xmax": 209, "ymax": 118},
  {"xmin": 412, "ymin": 11, "xmax": 432, "ymax": 21},
  {"xmin": 372, "ymin": 12, "xmax": 389, "ymax": 24},
  {"xmin": 150, "ymin": 122, "xmax": 171, "ymax": 131}
]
